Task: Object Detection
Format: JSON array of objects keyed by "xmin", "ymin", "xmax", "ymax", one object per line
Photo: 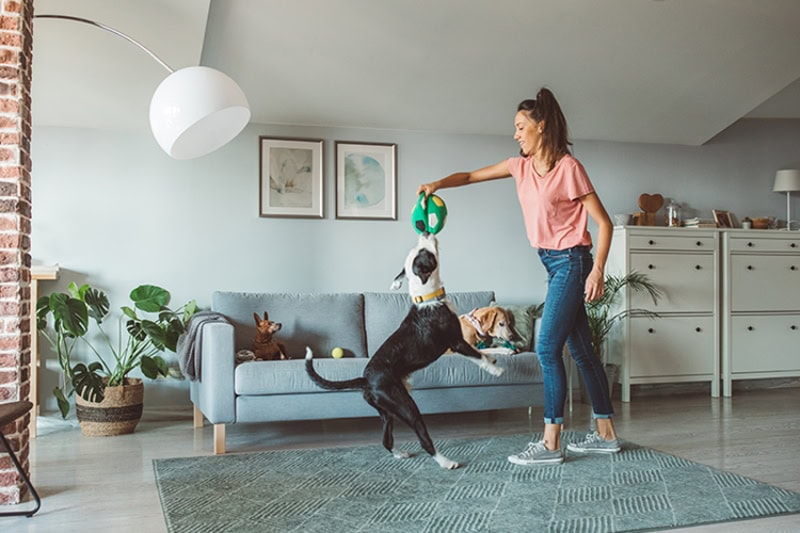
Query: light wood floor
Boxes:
[{"xmin": 4, "ymin": 387, "xmax": 800, "ymax": 532}]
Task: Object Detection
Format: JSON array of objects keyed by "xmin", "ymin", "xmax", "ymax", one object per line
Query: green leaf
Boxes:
[
  {"xmin": 54, "ymin": 386, "xmax": 70, "ymax": 419},
  {"xmin": 126, "ymin": 319, "xmax": 147, "ymax": 342},
  {"xmin": 130, "ymin": 285, "xmax": 170, "ymax": 313},
  {"xmin": 84, "ymin": 287, "xmax": 110, "ymax": 323},
  {"xmin": 50, "ymin": 295, "xmax": 89, "ymax": 338},
  {"xmin": 121, "ymin": 305, "xmax": 137, "ymax": 320},
  {"xmin": 141, "ymin": 319, "xmax": 168, "ymax": 347},
  {"xmin": 72, "ymin": 362, "xmax": 105, "ymax": 403},
  {"xmin": 141, "ymin": 355, "xmax": 168, "ymax": 379}
]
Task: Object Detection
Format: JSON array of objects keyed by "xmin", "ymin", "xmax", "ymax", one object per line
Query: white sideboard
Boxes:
[
  {"xmin": 722, "ymin": 231, "xmax": 800, "ymax": 396},
  {"xmin": 607, "ymin": 227, "xmax": 720, "ymax": 402}
]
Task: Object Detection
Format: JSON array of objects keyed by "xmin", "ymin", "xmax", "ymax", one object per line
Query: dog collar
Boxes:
[{"xmin": 412, "ymin": 287, "xmax": 446, "ymax": 304}]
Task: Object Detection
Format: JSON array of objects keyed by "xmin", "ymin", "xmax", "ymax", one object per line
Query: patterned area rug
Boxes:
[{"xmin": 153, "ymin": 432, "xmax": 800, "ymax": 532}]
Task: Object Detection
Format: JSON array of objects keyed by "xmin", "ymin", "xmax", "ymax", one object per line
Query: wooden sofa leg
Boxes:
[
  {"xmin": 193, "ymin": 405, "xmax": 204, "ymax": 428},
  {"xmin": 213, "ymin": 424, "xmax": 226, "ymax": 454}
]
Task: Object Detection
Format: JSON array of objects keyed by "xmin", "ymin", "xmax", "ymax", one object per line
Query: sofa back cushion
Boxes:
[
  {"xmin": 212, "ymin": 292, "xmax": 367, "ymax": 358},
  {"xmin": 363, "ymin": 291, "xmax": 495, "ymax": 355}
]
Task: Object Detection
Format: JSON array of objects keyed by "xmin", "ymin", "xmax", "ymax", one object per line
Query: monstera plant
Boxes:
[{"xmin": 37, "ymin": 282, "xmax": 197, "ymax": 418}]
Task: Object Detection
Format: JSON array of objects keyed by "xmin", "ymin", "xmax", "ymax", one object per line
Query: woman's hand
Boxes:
[
  {"xmin": 584, "ymin": 268, "xmax": 605, "ymax": 302},
  {"xmin": 416, "ymin": 182, "xmax": 438, "ymax": 199}
]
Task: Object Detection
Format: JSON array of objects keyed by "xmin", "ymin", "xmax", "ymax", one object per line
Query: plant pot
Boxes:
[{"xmin": 75, "ymin": 378, "xmax": 144, "ymax": 436}]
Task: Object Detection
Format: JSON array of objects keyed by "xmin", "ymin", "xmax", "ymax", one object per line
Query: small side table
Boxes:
[{"xmin": 30, "ymin": 264, "xmax": 59, "ymax": 438}]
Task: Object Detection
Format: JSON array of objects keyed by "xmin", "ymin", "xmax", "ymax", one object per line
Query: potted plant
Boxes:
[
  {"xmin": 584, "ymin": 271, "xmax": 662, "ymax": 397},
  {"xmin": 36, "ymin": 282, "xmax": 197, "ymax": 435}
]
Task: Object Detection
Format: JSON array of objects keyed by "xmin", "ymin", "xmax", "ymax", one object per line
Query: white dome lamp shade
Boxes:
[
  {"xmin": 150, "ymin": 66, "xmax": 251, "ymax": 160},
  {"xmin": 34, "ymin": 15, "xmax": 250, "ymax": 160}
]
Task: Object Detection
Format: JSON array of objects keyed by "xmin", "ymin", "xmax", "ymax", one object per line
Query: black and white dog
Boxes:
[{"xmin": 305, "ymin": 232, "xmax": 504, "ymax": 469}]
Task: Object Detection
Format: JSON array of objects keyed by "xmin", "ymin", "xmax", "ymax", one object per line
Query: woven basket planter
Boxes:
[{"xmin": 75, "ymin": 378, "xmax": 144, "ymax": 436}]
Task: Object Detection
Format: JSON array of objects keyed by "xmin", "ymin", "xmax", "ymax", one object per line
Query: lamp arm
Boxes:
[{"xmin": 33, "ymin": 14, "xmax": 174, "ymax": 74}]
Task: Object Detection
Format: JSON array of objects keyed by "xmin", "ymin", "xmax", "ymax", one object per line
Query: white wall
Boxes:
[{"xmin": 30, "ymin": 118, "xmax": 800, "ymax": 412}]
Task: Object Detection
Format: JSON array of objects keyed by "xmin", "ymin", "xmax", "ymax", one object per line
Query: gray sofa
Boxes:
[{"xmin": 190, "ymin": 290, "xmax": 544, "ymax": 453}]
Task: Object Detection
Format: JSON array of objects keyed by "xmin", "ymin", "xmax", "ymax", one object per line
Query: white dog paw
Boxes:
[
  {"xmin": 433, "ymin": 453, "xmax": 460, "ymax": 470},
  {"xmin": 489, "ymin": 365, "xmax": 505, "ymax": 376},
  {"xmin": 392, "ymin": 449, "xmax": 412, "ymax": 459}
]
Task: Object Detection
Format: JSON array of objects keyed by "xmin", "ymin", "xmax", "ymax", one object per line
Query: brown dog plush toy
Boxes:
[{"xmin": 252, "ymin": 311, "xmax": 288, "ymax": 360}]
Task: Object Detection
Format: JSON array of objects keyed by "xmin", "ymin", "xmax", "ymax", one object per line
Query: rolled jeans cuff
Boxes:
[
  {"xmin": 593, "ymin": 412, "xmax": 613, "ymax": 420},
  {"xmin": 543, "ymin": 417, "xmax": 564, "ymax": 425}
]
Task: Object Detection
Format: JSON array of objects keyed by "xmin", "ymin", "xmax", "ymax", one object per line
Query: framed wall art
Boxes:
[
  {"xmin": 335, "ymin": 141, "xmax": 397, "ymax": 220},
  {"xmin": 259, "ymin": 136, "xmax": 324, "ymax": 218}
]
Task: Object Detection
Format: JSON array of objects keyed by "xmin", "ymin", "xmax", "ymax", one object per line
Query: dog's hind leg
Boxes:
[
  {"xmin": 373, "ymin": 383, "xmax": 459, "ymax": 469},
  {"xmin": 377, "ymin": 410, "xmax": 411, "ymax": 459}
]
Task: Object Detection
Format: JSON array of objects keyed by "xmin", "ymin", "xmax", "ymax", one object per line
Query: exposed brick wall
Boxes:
[{"xmin": 0, "ymin": 0, "xmax": 32, "ymax": 506}]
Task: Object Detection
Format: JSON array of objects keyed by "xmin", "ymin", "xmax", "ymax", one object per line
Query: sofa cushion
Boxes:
[
  {"xmin": 212, "ymin": 292, "xmax": 367, "ymax": 359},
  {"xmin": 410, "ymin": 352, "xmax": 542, "ymax": 389},
  {"xmin": 235, "ymin": 352, "xmax": 541, "ymax": 395},
  {"xmin": 363, "ymin": 291, "xmax": 495, "ymax": 354},
  {"xmin": 236, "ymin": 358, "xmax": 368, "ymax": 395}
]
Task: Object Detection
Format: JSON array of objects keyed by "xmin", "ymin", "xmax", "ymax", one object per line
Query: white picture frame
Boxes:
[
  {"xmin": 259, "ymin": 136, "xmax": 324, "ymax": 218},
  {"xmin": 335, "ymin": 141, "xmax": 397, "ymax": 220}
]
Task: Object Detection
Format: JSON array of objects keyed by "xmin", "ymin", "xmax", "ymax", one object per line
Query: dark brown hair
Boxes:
[{"xmin": 517, "ymin": 88, "xmax": 572, "ymax": 168}]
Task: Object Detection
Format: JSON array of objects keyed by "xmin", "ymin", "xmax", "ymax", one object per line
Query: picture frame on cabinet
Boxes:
[
  {"xmin": 259, "ymin": 136, "xmax": 324, "ymax": 218},
  {"xmin": 712, "ymin": 209, "xmax": 734, "ymax": 228},
  {"xmin": 335, "ymin": 141, "xmax": 397, "ymax": 220}
]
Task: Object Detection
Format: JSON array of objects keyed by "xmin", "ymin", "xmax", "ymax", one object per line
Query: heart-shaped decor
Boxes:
[{"xmin": 638, "ymin": 193, "xmax": 664, "ymax": 213}]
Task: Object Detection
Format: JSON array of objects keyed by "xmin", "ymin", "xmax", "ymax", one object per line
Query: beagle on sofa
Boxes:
[{"xmin": 458, "ymin": 306, "xmax": 517, "ymax": 355}]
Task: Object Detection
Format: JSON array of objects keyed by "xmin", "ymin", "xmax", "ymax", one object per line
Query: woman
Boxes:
[{"xmin": 417, "ymin": 88, "xmax": 619, "ymax": 465}]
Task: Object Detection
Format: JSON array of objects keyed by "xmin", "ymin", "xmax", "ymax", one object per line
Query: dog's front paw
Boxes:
[
  {"xmin": 487, "ymin": 365, "xmax": 504, "ymax": 377},
  {"xmin": 480, "ymin": 359, "xmax": 504, "ymax": 376}
]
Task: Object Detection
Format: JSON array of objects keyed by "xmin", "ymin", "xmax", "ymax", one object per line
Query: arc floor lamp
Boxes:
[{"xmin": 33, "ymin": 14, "xmax": 251, "ymax": 159}]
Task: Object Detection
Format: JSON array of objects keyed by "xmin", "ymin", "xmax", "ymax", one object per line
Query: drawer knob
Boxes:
[
  {"xmin": 746, "ymin": 265, "xmax": 754, "ymax": 271},
  {"xmin": 696, "ymin": 241, "xmax": 703, "ymax": 247},
  {"xmin": 747, "ymin": 326, "xmax": 754, "ymax": 331},
  {"xmin": 648, "ymin": 264, "xmax": 655, "ymax": 270},
  {"xmin": 695, "ymin": 327, "xmax": 702, "ymax": 333},
  {"xmin": 791, "ymin": 243, "xmax": 797, "ymax": 248},
  {"xmin": 791, "ymin": 325, "xmax": 797, "ymax": 331},
  {"xmin": 747, "ymin": 242, "xmax": 754, "ymax": 247},
  {"xmin": 648, "ymin": 240, "xmax": 655, "ymax": 245},
  {"xmin": 648, "ymin": 328, "xmax": 655, "ymax": 334},
  {"xmin": 695, "ymin": 265, "xmax": 702, "ymax": 270},
  {"xmin": 791, "ymin": 265, "xmax": 797, "ymax": 271}
]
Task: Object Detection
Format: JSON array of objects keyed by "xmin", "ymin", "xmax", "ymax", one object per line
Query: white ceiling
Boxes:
[{"xmin": 31, "ymin": 0, "xmax": 800, "ymax": 146}]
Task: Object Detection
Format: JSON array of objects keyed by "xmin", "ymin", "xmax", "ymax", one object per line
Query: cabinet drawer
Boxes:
[
  {"xmin": 730, "ymin": 315, "xmax": 800, "ymax": 373},
  {"xmin": 629, "ymin": 234, "xmax": 715, "ymax": 252},
  {"xmin": 630, "ymin": 254, "xmax": 716, "ymax": 312},
  {"xmin": 728, "ymin": 237, "xmax": 800, "ymax": 253},
  {"xmin": 729, "ymin": 256, "xmax": 800, "ymax": 312},
  {"xmin": 629, "ymin": 316, "xmax": 715, "ymax": 377}
]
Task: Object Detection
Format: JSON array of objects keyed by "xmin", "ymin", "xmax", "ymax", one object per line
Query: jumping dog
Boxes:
[{"xmin": 305, "ymin": 232, "xmax": 504, "ymax": 469}]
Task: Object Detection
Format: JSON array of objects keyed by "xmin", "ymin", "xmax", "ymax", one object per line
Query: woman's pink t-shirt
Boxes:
[{"xmin": 507, "ymin": 154, "xmax": 594, "ymax": 250}]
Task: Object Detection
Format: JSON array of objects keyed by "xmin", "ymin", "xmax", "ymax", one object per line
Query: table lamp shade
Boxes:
[
  {"xmin": 773, "ymin": 169, "xmax": 800, "ymax": 192},
  {"xmin": 150, "ymin": 66, "xmax": 251, "ymax": 160}
]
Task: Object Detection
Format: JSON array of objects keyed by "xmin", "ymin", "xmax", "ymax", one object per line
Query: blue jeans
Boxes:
[{"xmin": 537, "ymin": 246, "xmax": 614, "ymax": 424}]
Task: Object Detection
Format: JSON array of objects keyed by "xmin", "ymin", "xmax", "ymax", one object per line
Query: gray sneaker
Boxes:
[
  {"xmin": 567, "ymin": 431, "xmax": 621, "ymax": 454},
  {"xmin": 508, "ymin": 441, "xmax": 564, "ymax": 465}
]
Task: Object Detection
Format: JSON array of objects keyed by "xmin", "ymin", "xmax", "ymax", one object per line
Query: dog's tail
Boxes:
[{"xmin": 304, "ymin": 347, "xmax": 367, "ymax": 391}]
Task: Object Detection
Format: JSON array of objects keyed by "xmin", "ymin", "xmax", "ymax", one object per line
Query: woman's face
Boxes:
[{"xmin": 514, "ymin": 111, "xmax": 542, "ymax": 157}]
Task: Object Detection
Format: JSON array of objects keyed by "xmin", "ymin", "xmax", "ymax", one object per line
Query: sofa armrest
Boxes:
[{"xmin": 189, "ymin": 321, "xmax": 236, "ymax": 424}]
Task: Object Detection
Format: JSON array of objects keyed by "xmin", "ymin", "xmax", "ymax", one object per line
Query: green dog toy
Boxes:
[{"xmin": 411, "ymin": 193, "xmax": 447, "ymax": 235}]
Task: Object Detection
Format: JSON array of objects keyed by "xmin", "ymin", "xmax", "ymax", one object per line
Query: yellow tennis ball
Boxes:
[{"xmin": 331, "ymin": 347, "xmax": 344, "ymax": 358}]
